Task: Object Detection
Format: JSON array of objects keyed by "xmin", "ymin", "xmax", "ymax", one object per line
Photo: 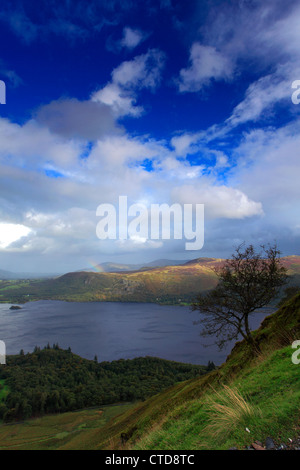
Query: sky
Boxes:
[{"xmin": 0, "ymin": 0, "xmax": 300, "ymax": 274}]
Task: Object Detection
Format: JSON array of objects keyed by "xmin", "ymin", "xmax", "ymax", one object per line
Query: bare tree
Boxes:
[{"xmin": 191, "ymin": 244, "xmax": 287, "ymax": 352}]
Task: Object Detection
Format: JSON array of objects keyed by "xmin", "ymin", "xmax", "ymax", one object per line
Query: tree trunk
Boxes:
[{"xmin": 244, "ymin": 313, "xmax": 261, "ymax": 354}]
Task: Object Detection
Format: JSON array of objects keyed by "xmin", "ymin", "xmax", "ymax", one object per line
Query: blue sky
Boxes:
[{"xmin": 0, "ymin": 0, "xmax": 300, "ymax": 273}]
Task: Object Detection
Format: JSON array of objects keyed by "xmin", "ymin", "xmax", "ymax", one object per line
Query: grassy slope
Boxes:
[
  {"xmin": 1, "ymin": 255, "xmax": 300, "ymax": 305},
  {"xmin": 0, "ymin": 293, "xmax": 298, "ymax": 450},
  {"xmin": 0, "ymin": 404, "xmax": 137, "ymax": 450},
  {"xmin": 130, "ymin": 294, "xmax": 300, "ymax": 450}
]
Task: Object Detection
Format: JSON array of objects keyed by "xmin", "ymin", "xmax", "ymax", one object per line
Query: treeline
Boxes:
[{"xmin": 0, "ymin": 345, "xmax": 215, "ymax": 422}]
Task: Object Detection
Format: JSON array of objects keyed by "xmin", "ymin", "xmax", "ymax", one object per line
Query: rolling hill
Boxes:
[
  {"xmin": 0, "ymin": 256, "xmax": 299, "ymax": 305},
  {"xmin": 0, "ymin": 269, "xmax": 15, "ymax": 280}
]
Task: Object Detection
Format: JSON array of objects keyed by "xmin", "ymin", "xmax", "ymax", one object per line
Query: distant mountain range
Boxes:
[
  {"xmin": 0, "ymin": 269, "xmax": 15, "ymax": 279},
  {"xmin": 79, "ymin": 259, "xmax": 190, "ymax": 273},
  {"xmin": 0, "ymin": 269, "xmax": 57, "ymax": 280},
  {"xmin": 0, "ymin": 259, "xmax": 189, "ymax": 279}
]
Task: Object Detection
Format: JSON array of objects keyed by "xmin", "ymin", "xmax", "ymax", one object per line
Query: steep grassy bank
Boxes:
[{"xmin": 133, "ymin": 345, "xmax": 299, "ymax": 450}]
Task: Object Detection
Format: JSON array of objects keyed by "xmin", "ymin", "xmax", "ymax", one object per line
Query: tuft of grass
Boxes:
[{"xmin": 203, "ymin": 385, "xmax": 262, "ymax": 442}]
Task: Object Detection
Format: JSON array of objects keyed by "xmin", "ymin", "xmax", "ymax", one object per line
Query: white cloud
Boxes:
[
  {"xmin": 178, "ymin": 43, "xmax": 233, "ymax": 92},
  {"xmin": 121, "ymin": 27, "xmax": 147, "ymax": 49},
  {"xmin": 112, "ymin": 49, "xmax": 165, "ymax": 90},
  {"xmin": 93, "ymin": 134, "xmax": 164, "ymax": 164},
  {"xmin": 177, "ymin": 0, "xmax": 300, "ymax": 132},
  {"xmin": 172, "ymin": 184, "xmax": 263, "ymax": 220},
  {"xmin": 213, "ymin": 151, "xmax": 229, "ymax": 169},
  {"xmin": 227, "ymin": 65, "xmax": 298, "ymax": 127},
  {"xmin": 0, "ymin": 118, "xmax": 82, "ymax": 169},
  {"xmin": 232, "ymin": 123, "xmax": 300, "ymax": 216},
  {"xmin": 0, "ymin": 223, "xmax": 32, "ymax": 249},
  {"xmin": 170, "ymin": 132, "xmax": 203, "ymax": 157},
  {"xmin": 92, "ymin": 49, "xmax": 165, "ymax": 118},
  {"xmin": 154, "ymin": 156, "xmax": 204, "ymax": 180},
  {"xmin": 91, "ymin": 83, "xmax": 143, "ymax": 117},
  {"xmin": 0, "ymin": 105, "xmax": 266, "ymax": 270}
]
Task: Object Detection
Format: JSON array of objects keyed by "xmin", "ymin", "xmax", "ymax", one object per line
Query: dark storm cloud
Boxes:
[{"xmin": 34, "ymin": 98, "xmax": 122, "ymax": 140}]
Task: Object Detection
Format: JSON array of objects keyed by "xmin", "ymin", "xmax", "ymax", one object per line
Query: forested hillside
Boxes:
[{"xmin": 0, "ymin": 347, "xmax": 212, "ymax": 422}]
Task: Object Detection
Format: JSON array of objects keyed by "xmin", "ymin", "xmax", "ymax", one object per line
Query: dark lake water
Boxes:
[{"xmin": 0, "ymin": 301, "xmax": 274, "ymax": 366}]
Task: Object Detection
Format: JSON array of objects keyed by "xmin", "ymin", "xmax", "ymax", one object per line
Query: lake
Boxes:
[{"xmin": 0, "ymin": 301, "xmax": 274, "ymax": 365}]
